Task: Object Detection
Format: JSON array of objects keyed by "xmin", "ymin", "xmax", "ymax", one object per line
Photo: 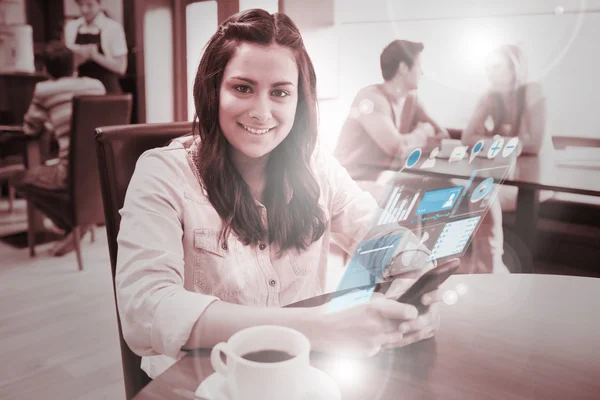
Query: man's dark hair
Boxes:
[
  {"xmin": 43, "ymin": 42, "xmax": 74, "ymax": 79},
  {"xmin": 380, "ymin": 40, "xmax": 424, "ymax": 81}
]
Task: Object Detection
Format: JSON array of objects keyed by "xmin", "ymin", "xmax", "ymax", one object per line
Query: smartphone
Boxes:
[{"xmin": 396, "ymin": 258, "xmax": 460, "ymax": 314}]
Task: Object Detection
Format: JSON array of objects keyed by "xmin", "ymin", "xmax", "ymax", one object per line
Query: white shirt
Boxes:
[{"xmin": 64, "ymin": 12, "xmax": 128, "ymax": 58}]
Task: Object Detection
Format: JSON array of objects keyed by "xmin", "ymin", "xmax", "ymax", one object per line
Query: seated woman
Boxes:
[
  {"xmin": 116, "ymin": 9, "xmax": 442, "ymax": 379},
  {"xmin": 462, "ymin": 44, "xmax": 550, "ymax": 211}
]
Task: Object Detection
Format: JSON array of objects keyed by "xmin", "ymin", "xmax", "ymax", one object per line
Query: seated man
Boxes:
[
  {"xmin": 334, "ymin": 40, "xmax": 448, "ymax": 183},
  {"xmin": 14, "ymin": 42, "xmax": 106, "ymax": 255}
]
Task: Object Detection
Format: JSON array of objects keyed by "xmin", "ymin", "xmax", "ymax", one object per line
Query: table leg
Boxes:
[{"xmin": 514, "ymin": 187, "xmax": 540, "ymax": 273}]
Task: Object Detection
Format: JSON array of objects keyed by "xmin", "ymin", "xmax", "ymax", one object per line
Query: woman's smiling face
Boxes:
[{"xmin": 218, "ymin": 42, "xmax": 299, "ymax": 165}]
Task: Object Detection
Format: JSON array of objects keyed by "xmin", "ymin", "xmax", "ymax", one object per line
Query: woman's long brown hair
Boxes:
[{"xmin": 192, "ymin": 9, "xmax": 326, "ymax": 252}]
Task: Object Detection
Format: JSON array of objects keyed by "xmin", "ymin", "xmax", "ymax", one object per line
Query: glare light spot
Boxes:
[
  {"xmin": 329, "ymin": 358, "xmax": 361, "ymax": 385},
  {"xmin": 455, "ymin": 283, "xmax": 468, "ymax": 296},
  {"xmin": 463, "ymin": 34, "xmax": 493, "ymax": 68},
  {"xmin": 554, "ymin": 5, "xmax": 565, "ymax": 15},
  {"xmin": 358, "ymin": 99, "xmax": 375, "ymax": 115},
  {"xmin": 460, "ymin": 27, "xmax": 508, "ymax": 70},
  {"xmin": 443, "ymin": 290, "xmax": 458, "ymax": 305}
]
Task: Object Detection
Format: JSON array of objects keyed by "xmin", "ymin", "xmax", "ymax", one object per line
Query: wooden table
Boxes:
[
  {"xmin": 134, "ymin": 274, "xmax": 600, "ymax": 400},
  {"xmin": 367, "ymin": 153, "xmax": 600, "ymax": 272}
]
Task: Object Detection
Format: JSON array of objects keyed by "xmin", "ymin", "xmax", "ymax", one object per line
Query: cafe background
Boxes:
[
  {"xmin": 1, "ymin": 0, "xmax": 599, "ymax": 271},
  {"xmin": 1, "ymin": 1, "xmax": 600, "ymax": 399},
  {"xmin": 2, "ymin": 0, "xmax": 599, "ymax": 143}
]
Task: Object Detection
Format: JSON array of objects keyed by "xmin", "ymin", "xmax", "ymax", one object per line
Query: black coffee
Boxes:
[{"xmin": 241, "ymin": 349, "xmax": 295, "ymax": 363}]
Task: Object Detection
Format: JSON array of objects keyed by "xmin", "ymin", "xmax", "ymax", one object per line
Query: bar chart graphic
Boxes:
[{"xmin": 377, "ymin": 187, "xmax": 420, "ymax": 225}]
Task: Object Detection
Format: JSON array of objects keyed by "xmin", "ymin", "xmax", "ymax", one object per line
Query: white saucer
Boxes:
[{"xmin": 195, "ymin": 366, "xmax": 341, "ymax": 400}]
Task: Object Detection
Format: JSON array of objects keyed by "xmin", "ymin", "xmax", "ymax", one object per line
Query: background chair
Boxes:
[
  {"xmin": 95, "ymin": 121, "xmax": 193, "ymax": 399},
  {"xmin": 22, "ymin": 94, "xmax": 132, "ymax": 269},
  {"xmin": 1, "ymin": 127, "xmax": 27, "ymax": 214},
  {"xmin": 0, "ymin": 72, "xmax": 48, "ymax": 125},
  {"xmin": 0, "ymin": 156, "xmax": 25, "ymax": 213}
]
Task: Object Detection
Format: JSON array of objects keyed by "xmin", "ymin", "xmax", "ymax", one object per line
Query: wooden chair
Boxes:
[
  {"xmin": 0, "ymin": 156, "xmax": 25, "ymax": 213},
  {"xmin": 95, "ymin": 121, "xmax": 193, "ymax": 399},
  {"xmin": 1, "ymin": 127, "xmax": 27, "ymax": 213},
  {"xmin": 19, "ymin": 94, "xmax": 132, "ymax": 269}
]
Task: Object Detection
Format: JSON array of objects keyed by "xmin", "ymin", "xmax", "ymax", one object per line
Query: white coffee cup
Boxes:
[{"xmin": 210, "ymin": 325, "xmax": 311, "ymax": 400}]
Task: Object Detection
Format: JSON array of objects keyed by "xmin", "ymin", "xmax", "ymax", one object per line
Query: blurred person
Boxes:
[
  {"xmin": 116, "ymin": 9, "xmax": 444, "ymax": 379},
  {"xmin": 13, "ymin": 42, "xmax": 106, "ymax": 255},
  {"xmin": 463, "ymin": 44, "xmax": 551, "ymax": 211},
  {"xmin": 463, "ymin": 44, "xmax": 548, "ymax": 156},
  {"xmin": 333, "ymin": 40, "xmax": 449, "ymax": 183},
  {"xmin": 64, "ymin": 0, "xmax": 128, "ymax": 93}
]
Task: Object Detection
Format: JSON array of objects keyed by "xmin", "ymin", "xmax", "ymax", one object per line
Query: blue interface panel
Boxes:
[
  {"xmin": 415, "ymin": 186, "xmax": 464, "ymax": 216},
  {"xmin": 429, "ymin": 216, "xmax": 481, "ymax": 260},
  {"xmin": 327, "ymin": 233, "xmax": 403, "ymax": 313}
]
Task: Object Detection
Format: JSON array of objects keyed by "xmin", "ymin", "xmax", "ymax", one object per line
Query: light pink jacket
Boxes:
[{"xmin": 116, "ymin": 136, "xmax": 382, "ymax": 377}]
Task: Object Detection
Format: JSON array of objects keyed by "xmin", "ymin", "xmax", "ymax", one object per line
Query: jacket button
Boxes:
[
  {"xmin": 269, "ymin": 279, "xmax": 276, "ymax": 286},
  {"xmin": 259, "ymin": 244, "xmax": 267, "ymax": 250},
  {"xmin": 221, "ymin": 242, "xmax": 228, "ymax": 250}
]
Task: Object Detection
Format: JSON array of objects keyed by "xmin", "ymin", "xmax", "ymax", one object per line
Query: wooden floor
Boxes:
[{"xmin": 0, "ymin": 199, "xmax": 126, "ymax": 400}]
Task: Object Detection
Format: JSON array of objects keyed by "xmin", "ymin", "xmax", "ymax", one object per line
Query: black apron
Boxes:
[{"xmin": 75, "ymin": 24, "xmax": 122, "ymax": 93}]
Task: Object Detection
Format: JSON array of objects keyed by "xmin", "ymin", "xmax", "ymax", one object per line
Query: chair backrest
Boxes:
[
  {"xmin": 0, "ymin": 72, "xmax": 48, "ymax": 124},
  {"xmin": 95, "ymin": 122, "xmax": 193, "ymax": 399},
  {"xmin": 69, "ymin": 94, "xmax": 133, "ymax": 227}
]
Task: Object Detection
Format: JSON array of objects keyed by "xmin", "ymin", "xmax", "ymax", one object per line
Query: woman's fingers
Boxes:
[
  {"xmin": 398, "ymin": 311, "xmax": 433, "ymax": 334},
  {"xmin": 421, "ymin": 289, "xmax": 443, "ymax": 306},
  {"xmin": 382, "ymin": 328, "xmax": 436, "ymax": 349},
  {"xmin": 372, "ymin": 298, "xmax": 418, "ymax": 321},
  {"xmin": 383, "ymin": 311, "xmax": 439, "ymax": 349},
  {"xmin": 370, "ymin": 291, "xmax": 386, "ymax": 300},
  {"xmin": 368, "ymin": 300, "xmax": 441, "ymax": 350}
]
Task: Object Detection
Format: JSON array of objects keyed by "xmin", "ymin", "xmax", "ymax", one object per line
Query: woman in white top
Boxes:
[
  {"xmin": 64, "ymin": 0, "xmax": 128, "ymax": 93},
  {"xmin": 462, "ymin": 44, "xmax": 548, "ymax": 155},
  {"xmin": 463, "ymin": 45, "xmax": 551, "ymax": 212},
  {"xmin": 116, "ymin": 9, "xmax": 443, "ymax": 378}
]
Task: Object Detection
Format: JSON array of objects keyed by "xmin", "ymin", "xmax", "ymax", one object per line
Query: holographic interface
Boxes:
[
  {"xmin": 328, "ymin": 151, "xmax": 514, "ymax": 312},
  {"xmin": 327, "ymin": 233, "xmax": 403, "ymax": 313}
]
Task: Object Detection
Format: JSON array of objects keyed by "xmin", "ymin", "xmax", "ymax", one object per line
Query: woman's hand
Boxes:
[
  {"xmin": 356, "ymin": 222, "xmax": 433, "ymax": 283},
  {"xmin": 311, "ymin": 291, "xmax": 440, "ymax": 357},
  {"xmin": 383, "ymin": 289, "xmax": 442, "ymax": 349}
]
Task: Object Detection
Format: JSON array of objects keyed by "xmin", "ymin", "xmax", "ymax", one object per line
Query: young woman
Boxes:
[
  {"xmin": 462, "ymin": 45, "xmax": 548, "ymax": 155},
  {"xmin": 64, "ymin": 0, "xmax": 128, "ymax": 93},
  {"xmin": 116, "ymin": 9, "xmax": 442, "ymax": 378},
  {"xmin": 463, "ymin": 45, "xmax": 551, "ymax": 212}
]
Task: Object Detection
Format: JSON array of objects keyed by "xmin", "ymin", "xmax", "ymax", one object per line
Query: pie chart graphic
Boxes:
[{"xmin": 470, "ymin": 177, "xmax": 494, "ymax": 203}]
